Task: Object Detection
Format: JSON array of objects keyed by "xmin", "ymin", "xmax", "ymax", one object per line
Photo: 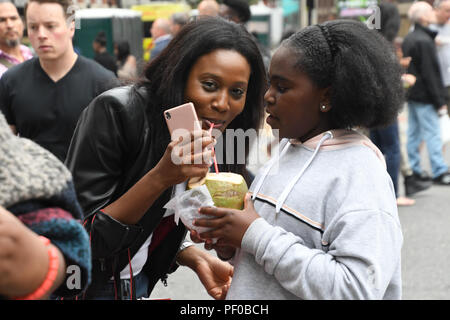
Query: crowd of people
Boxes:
[{"xmin": 0, "ymin": 0, "xmax": 449, "ymax": 301}]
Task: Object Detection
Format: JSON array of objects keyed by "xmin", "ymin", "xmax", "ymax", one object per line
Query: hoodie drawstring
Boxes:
[
  {"xmin": 252, "ymin": 131, "xmax": 334, "ymax": 213},
  {"xmin": 252, "ymin": 138, "xmax": 292, "ymax": 201},
  {"xmin": 275, "ymin": 131, "xmax": 333, "ymax": 213}
]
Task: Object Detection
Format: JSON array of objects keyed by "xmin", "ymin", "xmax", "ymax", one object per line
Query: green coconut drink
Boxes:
[{"xmin": 187, "ymin": 172, "xmax": 248, "ymax": 209}]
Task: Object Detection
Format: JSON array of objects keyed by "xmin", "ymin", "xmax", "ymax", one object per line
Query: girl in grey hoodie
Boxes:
[{"xmin": 193, "ymin": 20, "xmax": 404, "ymax": 300}]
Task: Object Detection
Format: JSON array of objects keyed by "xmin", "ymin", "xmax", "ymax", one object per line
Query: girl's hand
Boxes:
[
  {"xmin": 154, "ymin": 130, "xmax": 215, "ymax": 188},
  {"xmin": 193, "ymin": 193, "xmax": 260, "ymax": 248}
]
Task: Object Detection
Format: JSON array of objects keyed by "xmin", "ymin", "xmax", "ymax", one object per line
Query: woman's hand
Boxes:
[
  {"xmin": 102, "ymin": 130, "xmax": 215, "ymax": 225},
  {"xmin": 0, "ymin": 206, "xmax": 66, "ymax": 299},
  {"xmin": 190, "ymin": 229, "xmax": 236, "ymax": 260},
  {"xmin": 177, "ymin": 245, "xmax": 233, "ymax": 300},
  {"xmin": 193, "ymin": 193, "xmax": 260, "ymax": 248},
  {"xmin": 154, "ymin": 130, "xmax": 215, "ymax": 188}
]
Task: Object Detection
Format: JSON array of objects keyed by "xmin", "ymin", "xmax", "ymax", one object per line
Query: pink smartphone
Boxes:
[{"xmin": 164, "ymin": 102, "xmax": 202, "ymax": 136}]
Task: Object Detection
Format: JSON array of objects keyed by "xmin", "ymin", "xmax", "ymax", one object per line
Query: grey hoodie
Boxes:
[{"xmin": 226, "ymin": 129, "xmax": 403, "ymax": 300}]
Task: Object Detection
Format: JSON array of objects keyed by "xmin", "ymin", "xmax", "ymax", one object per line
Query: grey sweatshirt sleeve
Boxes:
[{"xmin": 241, "ymin": 210, "xmax": 403, "ymax": 299}]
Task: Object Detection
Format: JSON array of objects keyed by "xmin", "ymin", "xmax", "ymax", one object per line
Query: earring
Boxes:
[{"xmin": 321, "ymin": 105, "xmax": 327, "ymax": 111}]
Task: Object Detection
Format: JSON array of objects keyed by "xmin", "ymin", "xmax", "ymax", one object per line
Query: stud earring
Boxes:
[{"xmin": 321, "ymin": 105, "xmax": 327, "ymax": 111}]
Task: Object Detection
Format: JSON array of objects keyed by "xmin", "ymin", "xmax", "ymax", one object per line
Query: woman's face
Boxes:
[
  {"xmin": 184, "ymin": 49, "xmax": 251, "ymax": 132},
  {"xmin": 264, "ymin": 46, "xmax": 330, "ymax": 141}
]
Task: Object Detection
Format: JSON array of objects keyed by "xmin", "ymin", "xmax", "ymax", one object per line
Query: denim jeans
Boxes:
[
  {"xmin": 370, "ymin": 120, "xmax": 401, "ymax": 197},
  {"xmin": 407, "ymin": 101, "xmax": 448, "ymax": 178}
]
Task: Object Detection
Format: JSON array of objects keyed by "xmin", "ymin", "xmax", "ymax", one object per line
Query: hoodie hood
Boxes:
[
  {"xmin": 252, "ymin": 129, "xmax": 386, "ymax": 213},
  {"xmin": 294, "ymin": 129, "xmax": 386, "ymax": 169}
]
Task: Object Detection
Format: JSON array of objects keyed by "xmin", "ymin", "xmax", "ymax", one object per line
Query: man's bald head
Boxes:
[
  {"xmin": 198, "ymin": 0, "xmax": 219, "ymax": 16},
  {"xmin": 151, "ymin": 17, "xmax": 171, "ymax": 39},
  {"xmin": 408, "ymin": 1, "xmax": 434, "ymax": 25}
]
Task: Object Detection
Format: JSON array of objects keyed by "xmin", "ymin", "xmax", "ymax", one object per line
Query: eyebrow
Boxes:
[
  {"xmin": 0, "ymin": 15, "xmax": 19, "ymax": 19},
  {"xmin": 200, "ymin": 72, "xmax": 248, "ymax": 86},
  {"xmin": 269, "ymin": 74, "xmax": 291, "ymax": 83},
  {"xmin": 27, "ymin": 20, "xmax": 58, "ymax": 24}
]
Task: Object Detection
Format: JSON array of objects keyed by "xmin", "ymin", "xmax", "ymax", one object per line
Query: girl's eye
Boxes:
[{"xmin": 277, "ymin": 85, "xmax": 288, "ymax": 93}]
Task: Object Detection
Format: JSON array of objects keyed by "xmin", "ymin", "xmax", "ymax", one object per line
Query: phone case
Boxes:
[{"xmin": 164, "ymin": 102, "xmax": 202, "ymax": 136}]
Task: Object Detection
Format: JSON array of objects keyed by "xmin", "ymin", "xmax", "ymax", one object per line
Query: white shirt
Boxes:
[{"xmin": 430, "ymin": 23, "xmax": 450, "ymax": 87}]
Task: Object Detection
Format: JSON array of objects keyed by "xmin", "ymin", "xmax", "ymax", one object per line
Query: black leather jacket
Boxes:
[{"xmin": 65, "ymin": 86, "xmax": 186, "ymax": 297}]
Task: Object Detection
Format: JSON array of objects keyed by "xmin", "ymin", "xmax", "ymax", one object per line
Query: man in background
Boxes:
[
  {"xmin": 0, "ymin": 1, "xmax": 33, "ymax": 78},
  {"xmin": 219, "ymin": 0, "xmax": 251, "ymax": 23},
  {"xmin": 149, "ymin": 18, "xmax": 172, "ymax": 61},
  {"xmin": 431, "ymin": 0, "xmax": 450, "ymax": 106},
  {"xmin": 170, "ymin": 12, "xmax": 189, "ymax": 36},
  {"xmin": 197, "ymin": 0, "xmax": 219, "ymax": 17},
  {"xmin": 93, "ymin": 31, "xmax": 117, "ymax": 76},
  {"xmin": 0, "ymin": 0, "xmax": 118, "ymax": 162},
  {"xmin": 402, "ymin": 1, "xmax": 450, "ymax": 185}
]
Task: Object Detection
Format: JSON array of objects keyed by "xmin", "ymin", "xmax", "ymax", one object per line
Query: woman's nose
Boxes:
[{"xmin": 212, "ymin": 91, "xmax": 229, "ymax": 112}]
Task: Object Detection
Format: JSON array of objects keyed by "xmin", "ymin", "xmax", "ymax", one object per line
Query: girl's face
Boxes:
[
  {"xmin": 264, "ymin": 46, "xmax": 330, "ymax": 142},
  {"xmin": 184, "ymin": 49, "xmax": 251, "ymax": 132}
]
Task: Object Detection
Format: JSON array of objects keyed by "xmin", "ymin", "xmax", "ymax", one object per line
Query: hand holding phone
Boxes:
[{"xmin": 164, "ymin": 102, "xmax": 202, "ymax": 137}]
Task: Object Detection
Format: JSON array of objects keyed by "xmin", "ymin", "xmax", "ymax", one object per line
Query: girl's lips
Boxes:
[{"xmin": 266, "ymin": 114, "xmax": 278, "ymax": 126}]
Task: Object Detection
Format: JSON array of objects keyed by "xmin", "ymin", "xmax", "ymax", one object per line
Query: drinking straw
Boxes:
[{"xmin": 209, "ymin": 123, "xmax": 219, "ymax": 174}]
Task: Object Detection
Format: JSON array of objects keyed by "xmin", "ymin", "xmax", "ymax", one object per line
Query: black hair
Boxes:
[
  {"xmin": 378, "ymin": 2, "xmax": 401, "ymax": 42},
  {"xmin": 223, "ymin": 0, "xmax": 251, "ymax": 23},
  {"xmin": 94, "ymin": 31, "xmax": 107, "ymax": 47},
  {"xmin": 115, "ymin": 40, "xmax": 130, "ymax": 66},
  {"xmin": 282, "ymin": 19, "xmax": 404, "ymax": 129},
  {"xmin": 137, "ymin": 17, "xmax": 267, "ymax": 182}
]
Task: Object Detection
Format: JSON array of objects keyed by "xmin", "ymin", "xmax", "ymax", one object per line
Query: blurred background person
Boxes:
[
  {"xmin": 402, "ymin": 1, "xmax": 450, "ymax": 185},
  {"xmin": 93, "ymin": 31, "xmax": 117, "ymax": 76},
  {"xmin": 431, "ymin": 0, "xmax": 450, "ymax": 108},
  {"xmin": 393, "ymin": 37, "xmax": 432, "ymax": 197},
  {"xmin": 197, "ymin": 0, "xmax": 219, "ymax": 17},
  {"xmin": 114, "ymin": 40, "xmax": 137, "ymax": 81},
  {"xmin": 0, "ymin": 1, "xmax": 33, "ymax": 78},
  {"xmin": 170, "ymin": 11, "xmax": 189, "ymax": 36},
  {"xmin": 369, "ymin": 1, "xmax": 417, "ymax": 206},
  {"xmin": 149, "ymin": 18, "xmax": 172, "ymax": 61},
  {"xmin": 219, "ymin": 0, "xmax": 251, "ymax": 24},
  {"xmin": 218, "ymin": 0, "xmax": 270, "ymax": 70}
]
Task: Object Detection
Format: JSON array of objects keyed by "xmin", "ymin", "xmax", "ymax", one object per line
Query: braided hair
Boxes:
[{"xmin": 282, "ymin": 20, "xmax": 404, "ymax": 129}]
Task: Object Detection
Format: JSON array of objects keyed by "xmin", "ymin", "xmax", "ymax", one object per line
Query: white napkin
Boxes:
[{"xmin": 163, "ymin": 185, "xmax": 218, "ymax": 243}]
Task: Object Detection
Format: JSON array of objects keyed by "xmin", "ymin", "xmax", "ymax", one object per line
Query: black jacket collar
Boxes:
[{"xmin": 414, "ymin": 23, "xmax": 438, "ymax": 39}]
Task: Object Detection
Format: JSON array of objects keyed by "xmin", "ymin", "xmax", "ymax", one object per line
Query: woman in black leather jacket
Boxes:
[{"xmin": 65, "ymin": 17, "xmax": 267, "ymax": 300}]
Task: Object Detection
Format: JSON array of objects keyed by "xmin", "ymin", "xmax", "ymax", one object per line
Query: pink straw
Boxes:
[{"xmin": 209, "ymin": 123, "xmax": 219, "ymax": 174}]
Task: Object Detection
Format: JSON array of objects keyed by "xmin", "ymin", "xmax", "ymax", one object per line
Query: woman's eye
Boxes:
[
  {"xmin": 202, "ymin": 81, "xmax": 217, "ymax": 91},
  {"xmin": 231, "ymin": 88, "xmax": 245, "ymax": 99}
]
